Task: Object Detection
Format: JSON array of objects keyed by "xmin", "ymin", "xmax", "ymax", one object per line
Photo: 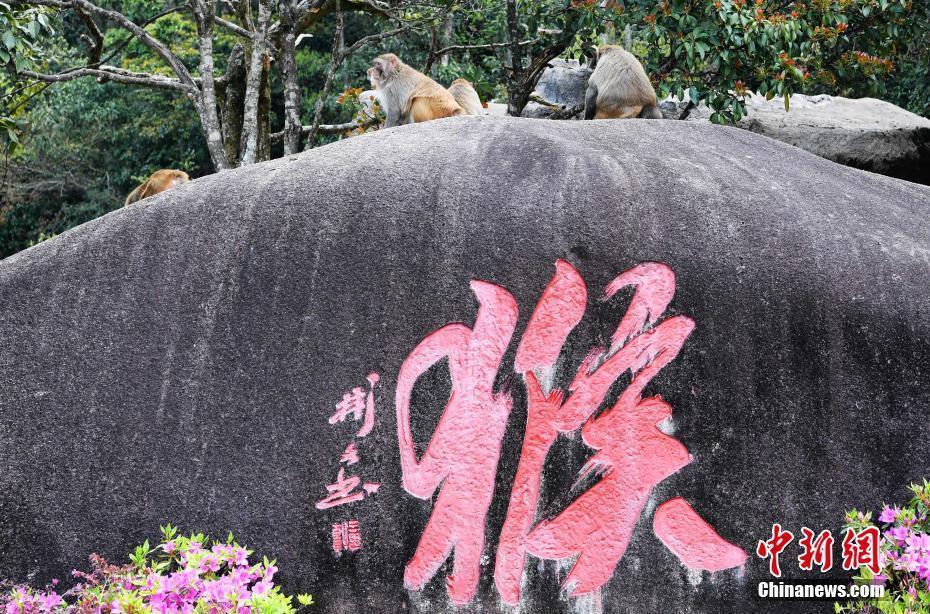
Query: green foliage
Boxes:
[
  {"xmin": 575, "ymin": 0, "xmax": 914, "ymax": 122},
  {"xmin": 0, "ymin": 2, "xmax": 55, "ymax": 153},
  {"xmin": 0, "ymin": 0, "xmax": 926, "ymax": 260},
  {"xmin": 0, "ymin": 77, "xmax": 210, "ymax": 258},
  {"xmin": 0, "ymin": 524, "xmax": 316, "ymax": 613}
]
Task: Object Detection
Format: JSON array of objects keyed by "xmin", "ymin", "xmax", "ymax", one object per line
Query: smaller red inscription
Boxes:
[
  {"xmin": 333, "ymin": 520, "xmax": 363, "ymax": 552},
  {"xmin": 316, "ymin": 467, "xmax": 365, "ymax": 510}
]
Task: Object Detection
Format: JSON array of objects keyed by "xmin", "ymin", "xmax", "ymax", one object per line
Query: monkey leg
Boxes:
[
  {"xmin": 584, "ymin": 86, "xmax": 599, "ymax": 120},
  {"xmin": 595, "ymin": 105, "xmax": 643, "ymax": 119},
  {"xmin": 410, "ymin": 96, "xmax": 460, "ymax": 123}
]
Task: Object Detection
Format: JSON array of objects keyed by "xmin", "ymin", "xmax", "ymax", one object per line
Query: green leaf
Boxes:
[
  {"xmin": 783, "ymin": 92, "xmax": 790, "ymax": 112},
  {"xmin": 2, "ymin": 29, "xmax": 15, "ymax": 49}
]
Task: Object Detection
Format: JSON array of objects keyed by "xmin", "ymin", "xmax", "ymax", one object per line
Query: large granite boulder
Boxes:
[
  {"xmin": 2, "ymin": 117, "xmax": 930, "ymax": 613},
  {"xmin": 664, "ymin": 94, "xmax": 930, "ymax": 185}
]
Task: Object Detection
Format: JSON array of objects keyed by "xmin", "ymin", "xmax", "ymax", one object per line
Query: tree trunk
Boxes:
[
  {"xmin": 217, "ymin": 44, "xmax": 246, "ymax": 165},
  {"xmin": 257, "ymin": 55, "xmax": 272, "ymax": 162},
  {"xmin": 192, "ymin": 0, "xmax": 231, "ymax": 170},
  {"xmin": 280, "ymin": 0, "xmax": 302, "ymax": 155},
  {"xmin": 239, "ymin": 0, "xmax": 272, "ymax": 165},
  {"xmin": 505, "ymin": 0, "xmax": 525, "ymax": 116}
]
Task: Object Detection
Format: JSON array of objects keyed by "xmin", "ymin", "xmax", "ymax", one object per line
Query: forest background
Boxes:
[{"xmin": 1, "ymin": 0, "xmax": 927, "ymax": 258}]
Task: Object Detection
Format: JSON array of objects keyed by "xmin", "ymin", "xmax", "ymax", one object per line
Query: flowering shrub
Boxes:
[
  {"xmin": 837, "ymin": 480, "xmax": 930, "ymax": 613},
  {"xmin": 0, "ymin": 524, "xmax": 314, "ymax": 613}
]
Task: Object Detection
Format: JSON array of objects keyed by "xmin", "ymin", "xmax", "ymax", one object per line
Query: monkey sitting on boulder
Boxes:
[
  {"xmin": 367, "ymin": 53, "xmax": 464, "ymax": 127},
  {"xmin": 124, "ymin": 169, "xmax": 190, "ymax": 206},
  {"xmin": 584, "ymin": 45, "xmax": 663, "ymax": 120},
  {"xmin": 447, "ymin": 78, "xmax": 483, "ymax": 115}
]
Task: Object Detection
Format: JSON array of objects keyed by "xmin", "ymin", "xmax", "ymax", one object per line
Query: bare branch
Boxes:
[
  {"xmin": 549, "ymin": 103, "xmax": 584, "ymax": 119},
  {"xmin": 239, "ymin": 0, "xmax": 273, "ymax": 164},
  {"xmin": 192, "ymin": 0, "xmax": 232, "ymax": 170},
  {"xmin": 73, "ymin": 3, "xmax": 103, "ymax": 65},
  {"xmin": 437, "ymin": 38, "xmax": 540, "ymax": 56},
  {"xmin": 342, "ymin": 24, "xmax": 410, "ymax": 57},
  {"xmin": 14, "ymin": 0, "xmax": 198, "ymax": 88},
  {"xmin": 19, "ymin": 66, "xmax": 191, "ymax": 91},
  {"xmin": 305, "ymin": 0, "xmax": 345, "ymax": 148},
  {"xmin": 216, "ymin": 16, "xmax": 253, "ymax": 39},
  {"xmin": 271, "ymin": 118, "xmax": 378, "ymax": 143}
]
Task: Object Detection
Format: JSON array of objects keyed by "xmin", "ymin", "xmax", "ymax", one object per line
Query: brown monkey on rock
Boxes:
[
  {"xmin": 584, "ymin": 45, "xmax": 663, "ymax": 120},
  {"xmin": 447, "ymin": 78, "xmax": 483, "ymax": 115},
  {"xmin": 368, "ymin": 53, "xmax": 464, "ymax": 127},
  {"xmin": 124, "ymin": 169, "xmax": 190, "ymax": 206}
]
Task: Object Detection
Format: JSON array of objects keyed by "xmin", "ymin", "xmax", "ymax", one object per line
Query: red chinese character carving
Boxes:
[
  {"xmin": 496, "ymin": 261, "xmax": 743, "ymax": 602},
  {"xmin": 798, "ymin": 527, "xmax": 834, "ymax": 572},
  {"xmin": 842, "ymin": 526, "xmax": 880, "ymax": 573},
  {"xmin": 341, "ymin": 443, "xmax": 360, "ymax": 466},
  {"xmin": 329, "ymin": 373, "xmax": 379, "ymax": 438},
  {"xmin": 395, "ymin": 281, "xmax": 518, "ymax": 604},
  {"xmin": 757, "ymin": 523, "xmax": 795, "ymax": 577},
  {"xmin": 316, "ymin": 467, "xmax": 365, "ymax": 510},
  {"xmin": 332, "ymin": 520, "xmax": 363, "ymax": 552},
  {"xmin": 398, "ymin": 260, "xmax": 746, "ymax": 605}
]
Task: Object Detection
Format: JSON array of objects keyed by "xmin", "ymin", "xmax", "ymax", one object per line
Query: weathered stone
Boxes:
[
  {"xmin": 664, "ymin": 94, "xmax": 930, "ymax": 185},
  {"xmin": 1, "ymin": 117, "xmax": 929, "ymax": 613},
  {"xmin": 522, "ymin": 58, "xmax": 591, "ymax": 119},
  {"xmin": 737, "ymin": 94, "xmax": 930, "ymax": 185}
]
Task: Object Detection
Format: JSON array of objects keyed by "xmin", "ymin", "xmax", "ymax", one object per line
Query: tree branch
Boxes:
[
  {"xmin": 216, "ymin": 16, "xmax": 253, "ymax": 39},
  {"xmin": 342, "ymin": 24, "xmax": 410, "ymax": 57},
  {"xmin": 437, "ymin": 38, "xmax": 540, "ymax": 56},
  {"xmin": 271, "ymin": 118, "xmax": 378, "ymax": 143},
  {"xmin": 305, "ymin": 0, "xmax": 344, "ymax": 148},
  {"xmin": 73, "ymin": 3, "xmax": 103, "ymax": 65},
  {"xmin": 19, "ymin": 66, "xmax": 191, "ymax": 91},
  {"xmin": 14, "ymin": 0, "xmax": 198, "ymax": 89}
]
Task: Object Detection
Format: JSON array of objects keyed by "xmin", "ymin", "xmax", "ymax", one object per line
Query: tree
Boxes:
[
  {"xmin": 571, "ymin": 0, "xmax": 915, "ymax": 122},
  {"xmin": 4, "ymin": 0, "xmax": 452, "ymax": 170}
]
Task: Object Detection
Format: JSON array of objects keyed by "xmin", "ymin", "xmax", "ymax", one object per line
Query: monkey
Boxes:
[
  {"xmin": 367, "ymin": 53, "xmax": 464, "ymax": 127},
  {"xmin": 447, "ymin": 78, "xmax": 484, "ymax": 115},
  {"xmin": 584, "ymin": 45, "xmax": 663, "ymax": 120},
  {"xmin": 124, "ymin": 169, "xmax": 190, "ymax": 206}
]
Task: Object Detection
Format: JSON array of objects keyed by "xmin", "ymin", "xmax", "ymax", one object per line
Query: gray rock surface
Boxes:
[
  {"xmin": 522, "ymin": 58, "xmax": 591, "ymax": 119},
  {"xmin": 2, "ymin": 117, "xmax": 930, "ymax": 613},
  {"xmin": 664, "ymin": 94, "xmax": 930, "ymax": 184}
]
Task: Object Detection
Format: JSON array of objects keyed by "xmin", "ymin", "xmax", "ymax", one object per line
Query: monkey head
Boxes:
[
  {"xmin": 596, "ymin": 44, "xmax": 624, "ymax": 60},
  {"xmin": 369, "ymin": 53, "xmax": 401, "ymax": 87}
]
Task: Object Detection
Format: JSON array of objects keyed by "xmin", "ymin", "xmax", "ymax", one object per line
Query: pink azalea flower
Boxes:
[
  {"xmin": 199, "ymin": 555, "xmax": 220, "ymax": 573},
  {"xmin": 262, "ymin": 565, "xmax": 277, "ymax": 583},
  {"xmin": 231, "ymin": 548, "xmax": 249, "ymax": 568},
  {"xmin": 41, "ymin": 593, "xmax": 62, "ymax": 612},
  {"xmin": 886, "ymin": 526, "xmax": 909, "ymax": 545},
  {"xmin": 251, "ymin": 580, "xmax": 272, "ymax": 597},
  {"xmin": 879, "ymin": 506, "xmax": 900, "ymax": 523}
]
